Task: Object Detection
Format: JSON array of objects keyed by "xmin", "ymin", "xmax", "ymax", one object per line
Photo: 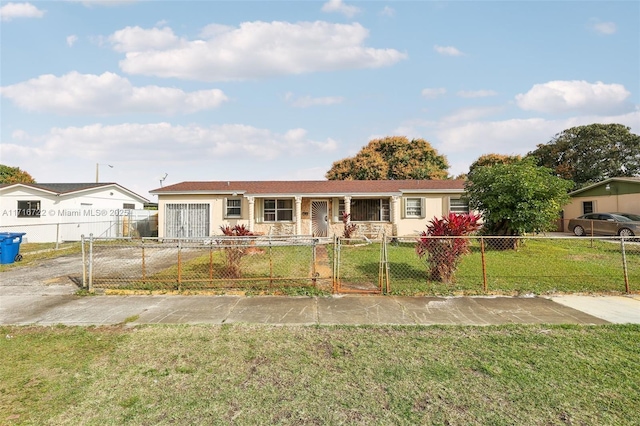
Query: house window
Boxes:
[
  {"xmin": 123, "ymin": 203, "xmax": 135, "ymax": 210},
  {"xmin": 582, "ymin": 201, "xmax": 594, "ymax": 215},
  {"xmin": 17, "ymin": 200, "xmax": 41, "ymax": 218},
  {"xmin": 405, "ymin": 198, "xmax": 423, "ymax": 218},
  {"xmin": 226, "ymin": 198, "xmax": 242, "ymax": 218},
  {"xmin": 449, "ymin": 198, "xmax": 469, "ymax": 214},
  {"xmin": 349, "ymin": 199, "xmax": 390, "ymax": 222},
  {"xmin": 263, "ymin": 199, "xmax": 293, "ymax": 222}
]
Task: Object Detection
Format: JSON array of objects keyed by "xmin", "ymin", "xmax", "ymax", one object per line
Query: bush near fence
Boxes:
[{"xmin": 81, "ymin": 235, "xmax": 638, "ymax": 295}]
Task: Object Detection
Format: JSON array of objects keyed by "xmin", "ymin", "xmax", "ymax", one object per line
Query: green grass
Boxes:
[
  {"xmin": 1, "ymin": 324, "xmax": 639, "ymax": 425},
  {"xmin": 337, "ymin": 239, "xmax": 638, "ymax": 295},
  {"xmin": 118, "ymin": 245, "xmax": 323, "ymax": 293}
]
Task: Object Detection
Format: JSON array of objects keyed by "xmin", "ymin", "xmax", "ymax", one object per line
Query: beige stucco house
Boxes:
[
  {"xmin": 149, "ymin": 180, "xmax": 468, "ymax": 238},
  {"xmin": 563, "ymin": 177, "xmax": 640, "ymax": 224}
]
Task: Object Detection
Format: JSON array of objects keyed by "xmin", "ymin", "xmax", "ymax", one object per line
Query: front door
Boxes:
[{"xmin": 311, "ymin": 201, "xmax": 328, "ymax": 237}]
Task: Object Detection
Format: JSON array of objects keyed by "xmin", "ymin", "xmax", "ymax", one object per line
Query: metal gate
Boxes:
[
  {"xmin": 165, "ymin": 203, "xmax": 210, "ymax": 238},
  {"xmin": 332, "ymin": 237, "xmax": 385, "ymax": 294}
]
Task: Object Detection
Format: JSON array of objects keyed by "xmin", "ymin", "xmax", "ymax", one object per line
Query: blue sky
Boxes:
[{"xmin": 1, "ymin": 0, "xmax": 638, "ymax": 201}]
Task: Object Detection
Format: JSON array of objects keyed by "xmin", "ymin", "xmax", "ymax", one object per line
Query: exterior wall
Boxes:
[
  {"xmin": 156, "ymin": 192, "xmax": 468, "ymax": 238},
  {"xmin": 564, "ymin": 193, "xmax": 640, "ymax": 219},
  {"xmin": 158, "ymin": 194, "xmax": 216, "ymax": 238},
  {"xmin": 394, "ymin": 194, "xmax": 467, "ymax": 236},
  {"xmin": 563, "ymin": 181, "xmax": 640, "ymax": 221},
  {"xmin": 0, "ymin": 186, "xmax": 145, "ymax": 242}
]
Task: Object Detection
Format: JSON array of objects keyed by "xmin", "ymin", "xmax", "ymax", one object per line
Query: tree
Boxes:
[
  {"xmin": 527, "ymin": 123, "xmax": 640, "ymax": 189},
  {"xmin": 0, "ymin": 164, "xmax": 36, "ymax": 184},
  {"xmin": 468, "ymin": 153, "xmax": 522, "ymax": 174},
  {"xmin": 326, "ymin": 136, "xmax": 449, "ymax": 180},
  {"xmin": 465, "ymin": 158, "xmax": 572, "ymax": 238}
]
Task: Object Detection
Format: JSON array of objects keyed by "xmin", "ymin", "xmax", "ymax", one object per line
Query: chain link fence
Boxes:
[
  {"xmin": 83, "ymin": 235, "xmax": 331, "ymax": 293},
  {"xmin": 81, "ymin": 234, "xmax": 638, "ymax": 295},
  {"xmin": 0, "ymin": 211, "xmax": 157, "ymax": 244}
]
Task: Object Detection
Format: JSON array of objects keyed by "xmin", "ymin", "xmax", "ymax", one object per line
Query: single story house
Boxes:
[
  {"xmin": 149, "ymin": 180, "xmax": 469, "ymax": 238},
  {"xmin": 0, "ymin": 182, "xmax": 150, "ymax": 242},
  {"xmin": 563, "ymin": 177, "xmax": 640, "ymax": 225}
]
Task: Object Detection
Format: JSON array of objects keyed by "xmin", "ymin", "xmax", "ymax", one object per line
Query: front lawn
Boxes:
[
  {"xmin": 338, "ymin": 238, "xmax": 636, "ymax": 295},
  {"xmin": 1, "ymin": 324, "xmax": 639, "ymax": 425}
]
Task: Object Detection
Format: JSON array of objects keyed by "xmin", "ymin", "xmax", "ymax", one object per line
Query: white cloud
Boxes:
[
  {"xmin": 109, "ymin": 26, "xmax": 181, "ymax": 53},
  {"xmin": 110, "ymin": 21, "xmax": 407, "ymax": 81},
  {"xmin": 394, "ymin": 110, "xmax": 640, "ymax": 177},
  {"xmin": 3, "ymin": 122, "xmax": 338, "ymax": 164},
  {"xmin": 0, "ymin": 2, "xmax": 44, "ymax": 21},
  {"xmin": 321, "ymin": 0, "xmax": 360, "ymax": 18},
  {"xmin": 434, "ymin": 45, "xmax": 463, "ymax": 56},
  {"xmin": 66, "ymin": 35, "xmax": 78, "ymax": 47},
  {"xmin": 0, "ymin": 72, "xmax": 228, "ymax": 115},
  {"xmin": 441, "ymin": 106, "xmax": 504, "ymax": 123},
  {"xmin": 379, "ymin": 6, "xmax": 395, "ymax": 17},
  {"xmin": 457, "ymin": 89, "xmax": 497, "ymax": 98},
  {"xmin": 588, "ymin": 19, "xmax": 617, "ymax": 35},
  {"xmin": 515, "ymin": 80, "xmax": 631, "ymax": 114},
  {"xmin": 421, "ymin": 88, "xmax": 446, "ymax": 99},
  {"xmin": 284, "ymin": 92, "xmax": 345, "ymax": 108}
]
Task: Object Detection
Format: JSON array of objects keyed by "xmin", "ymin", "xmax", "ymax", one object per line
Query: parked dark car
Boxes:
[{"xmin": 568, "ymin": 213, "xmax": 640, "ymax": 237}]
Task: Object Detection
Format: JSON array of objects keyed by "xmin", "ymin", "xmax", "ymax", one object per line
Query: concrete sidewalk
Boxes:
[{"xmin": 2, "ymin": 289, "xmax": 639, "ymax": 326}]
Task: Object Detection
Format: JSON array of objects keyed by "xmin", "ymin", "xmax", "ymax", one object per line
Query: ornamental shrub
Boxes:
[
  {"xmin": 415, "ymin": 213, "xmax": 481, "ymax": 283},
  {"xmin": 218, "ymin": 224, "xmax": 255, "ymax": 278},
  {"xmin": 342, "ymin": 212, "xmax": 358, "ymax": 239}
]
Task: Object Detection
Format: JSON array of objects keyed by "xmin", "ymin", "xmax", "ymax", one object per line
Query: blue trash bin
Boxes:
[{"xmin": 0, "ymin": 232, "xmax": 26, "ymax": 264}]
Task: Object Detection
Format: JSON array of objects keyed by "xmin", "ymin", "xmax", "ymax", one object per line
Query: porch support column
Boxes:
[
  {"xmin": 295, "ymin": 196, "xmax": 302, "ymax": 235},
  {"xmin": 391, "ymin": 196, "xmax": 400, "ymax": 236},
  {"xmin": 343, "ymin": 196, "xmax": 351, "ymax": 220},
  {"xmin": 247, "ymin": 197, "xmax": 255, "ymax": 232}
]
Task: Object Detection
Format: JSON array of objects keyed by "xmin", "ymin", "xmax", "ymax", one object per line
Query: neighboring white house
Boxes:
[
  {"xmin": 0, "ymin": 182, "xmax": 150, "ymax": 242},
  {"xmin": 149, "ymin": 180, "xmax": 469, "ymax": 239}
]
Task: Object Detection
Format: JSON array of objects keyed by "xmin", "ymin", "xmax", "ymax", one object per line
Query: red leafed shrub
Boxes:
[
  {"xmin": 415, "ymin": 213, "xmax": 481, "ymax": 283},
  {"xmin": 218, "ymin": 225, "xmax": 255, "ymax": 278},
  {"xmin": 342, "ymin": 212, "xmax": 358, "ymax": 239}
]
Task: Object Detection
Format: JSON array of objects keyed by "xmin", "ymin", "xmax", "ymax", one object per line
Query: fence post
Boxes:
[
  {"xmin": 311, "ymin": 237, "xmax": 317, "ymax": 288},
  {"xmin": 480, "ymin": 237, "xmax": 488, "ymax": 293},
  {"xmin": 620, "ymin": 237, "xmax": 630, "ymax": 294},
  {"xmin": 209, "ymin": 244, "xmax": 213, "ymax": 286},
  {"xmin": 81, "ymin": 234, "xmax": 86, "ymax": 289},
  {"xmin": 270, "ymin": 235, "xmax": 275, "ymax": 287},
  {"xmin": 141, "ymin": 238, "xmax": 146, "ymax": 285},
  {"xmin": 88, "ymin": 233, "xmax": 93, "ymax": 292},
  {"xmin": 177, "ymin": 239, "xmax": 182, "ymax": 291},
  {"xmin": 333, "ymin": 236, "xmax": 339, "ymax": 293},
  {"xmin": 379, "ymin": 235, "xmax": 389, "ymax": 294},
  {"xmin": 55, "ymin": 223, "xmax": 60, "ymax": 250}
]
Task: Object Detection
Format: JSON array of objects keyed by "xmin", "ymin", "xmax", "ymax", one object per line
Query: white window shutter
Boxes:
[
  {"xmin": 332, "ymin": 198, "xmax": 339, "ymax": 222},
  {"xmin": 420, "ymin": 197, "xmax": 426, "ymax": 218}
]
